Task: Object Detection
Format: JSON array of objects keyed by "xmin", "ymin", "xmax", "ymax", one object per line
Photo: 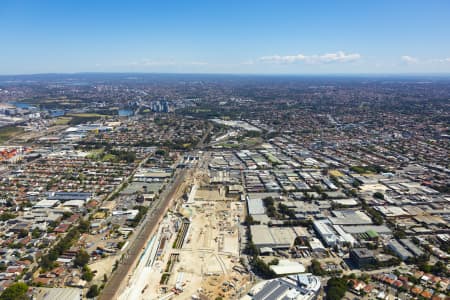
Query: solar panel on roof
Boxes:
[
  {"xmin": 254, "ymin": 281, "xmax": 279, "ymax": 300},
  {"xmin": 266, "ymin": 285, "xmax": 289, "ymax": 300}
]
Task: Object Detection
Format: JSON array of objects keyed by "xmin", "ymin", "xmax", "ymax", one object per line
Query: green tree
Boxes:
[
  {"xmin": 366, "ymin": 208, "xmax": 384, "ymax": 225},
  {"xmin": 0, "ymin": 213, "xmax": 17, "ymax": 222},
  {"xmin": 40, "ymin": 255, "xmax": 56, "ymax": 271},
  {"xmin": 155, "ymin": 149, "xmax": 166, "ymax": 156},
  {"xmin": 244, "ymin": 242, "xmax": 258, "ymax": 257},
  {"xmin": 351, "ymin": 180, "xmax": 361, "ymax": 188},
  {"xmin": 62, "ymin": 211, "xmax": 73, "ymax": 220},
  {"xmin": 17, "ymin": 229, "xmax": 28, "ymax": 239},
  {"xmin": 373, "ymin": 192, "xmax": 384, "ymax": 200},
  {"xmin": 31, "ymin": 228, "xmax": 41, "ymax": 239},
  {"xmin": 81, "ymin": 266, "xmax": 94, "ymax": 282},
  {"xmin": 0, "ymin": 282, "xmax": 28, "ymax": 300},
  {"xmin": 278, "ymin": 203, "xmax": 296, "ymax": 219},
  {"xmin": 86, "ymin": 284, "xmax": 99, "ymax": 298},
  {"xmin": 309, "ymin": 259, "xmax": 325, "ymax": 276},
  {"xmin": 251, "ymin": 257, "xmax": 276, "ymax": 279},
  {"xmin": 432, "ymin": 261, "xmax": 448, "ymax": 276},
  {"xmin": 244, "ymin": 215, "xmax": 256, "ymax": 225},
  {"xmin": 74, "ymin": 249, "xmax": 90, "ymax": 268},
  {"xmin": 263, "ymin": 197, "xmax": 277, "ymax": 218},
  {"xmin": 78, "ymin": 219, "xmax": 91, "ymax": 234},
  {"xmin": 393, "ymin": 229, "xmax": 406, "ymax": 239},
  {"xmin": 326, "ymin": 277, "xmax": 348, "ymax": 300}
]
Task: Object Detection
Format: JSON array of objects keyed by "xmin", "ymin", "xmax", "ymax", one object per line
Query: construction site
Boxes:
[{"xmin": 119, "ymin": 152, "xmax": 251, "ymax": 300}]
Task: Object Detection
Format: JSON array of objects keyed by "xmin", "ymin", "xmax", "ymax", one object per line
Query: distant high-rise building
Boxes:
[{"xmin": 150, "ymin": 100, "xmax": 172, "ymax": 113}]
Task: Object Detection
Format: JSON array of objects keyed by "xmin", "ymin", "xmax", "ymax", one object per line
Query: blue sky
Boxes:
[{"xmin": 1, "ymin": 0, "xmax": 450, "ymax": 74}]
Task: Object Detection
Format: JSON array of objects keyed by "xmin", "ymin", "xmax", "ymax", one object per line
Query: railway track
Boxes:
[
  {"xmin": 99, "ymin": 169, "xmax": 188, "ymax": 300},
  {"xmin": 173, "ymin": 219, "xmax": 190, "ymax": 249}
]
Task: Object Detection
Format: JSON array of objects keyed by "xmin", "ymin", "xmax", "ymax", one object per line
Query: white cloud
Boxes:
[
  {"xmin": 259, "ymin": 51, "xmax": 361, "ymax": 64},
  {"xmin": 402, "ymin": 56, "xmax": 450, "ymax": 65},
  {"xmin": 422, "ymin": 57, "xmax": 450, "ymax": 64},
  {"xmin": 436, "ymin": 57, "xmax": 450, "ymax": 63},
  {"xmin": 401, "ymin": 55, "xmax": 419, "ymax": 64}
]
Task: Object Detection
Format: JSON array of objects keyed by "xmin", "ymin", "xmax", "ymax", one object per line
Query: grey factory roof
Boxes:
[
  {"xmin": 247, "ymin": 198, "xmax": 266, "ymax": 215},
  {"xmin": 328, "ymin": 210, "xmax": 373, "ymax": 226},
  {"xmin": 342, "ymin": 225, "xmax": 392, "ymax": 235},
  {"xmin": 46, "ymin": 192, "xmax": 91, "ymax": 201},
  {"xmin": 388, "ymin": 239, "xmax": 413, "ymax": 260},
  {"xmin": 248, "ymin": 274, "xmax": 321, "ymax": 300},
  {"xmin": 400, "ymin": 239, "xmax": 424, "ymax": 257},
  {"xmin": 250, "ymin": 225, "xmax": 298, "ymax": 249},
  {"xmin": 34, "ymin": 287, "xmax": 82, "ymax": 300}
]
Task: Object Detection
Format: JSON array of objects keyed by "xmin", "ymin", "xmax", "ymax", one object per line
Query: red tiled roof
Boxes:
[
  {"xmin": 421, "ymin": 290, "xmax": 433, "ymax": 299},
  {"xmin": 411, "ymin": 286, "xmax": 423, "ymax": 294}
]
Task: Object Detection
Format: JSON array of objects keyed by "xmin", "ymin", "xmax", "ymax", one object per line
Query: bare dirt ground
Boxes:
[
  {"xmin": 116, "ymin": 152, "xmax": 250, "ymax": 300},
  {"xmin": 145, "ymin": 186, "xmax": 250, "ymax": 300},
  {"xmin": 13, "ymin": 125, "xmax": 69, "ymax": 143},
  {"xmin": 90, "ymin": 255, "xmax": 118, "ymax": 282}
]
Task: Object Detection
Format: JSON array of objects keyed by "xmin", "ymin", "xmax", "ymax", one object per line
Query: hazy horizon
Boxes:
[{"xmin": 2, "ymin": 71, "xmax": 450, "ymax": 78}]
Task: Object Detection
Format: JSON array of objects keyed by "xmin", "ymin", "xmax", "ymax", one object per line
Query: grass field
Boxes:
[
  {"xmin": 0, "ymin": 126, "xmax": 25, "ymax": 144},
  {"xmin": 66, "ymin": 113, "xmax": 107, "ymax": 125},
  {"xmin": 87, "ymin": 149, "xmax": 119, "ymax": 162},
  {"xmin": 242, "ymin": 137, "xmax": 262, "ymax": 147},
  {"xmin": 86, "ymin": 148, "xmax": 105, "ymax": 160},
  {"xmin": 329, "ymin": 170, "xmax": 344, "ymax": 177},
  {"xmin": 101, "ymin": 153, "xmax": 117, "ymax": 162},
  {"xmin": 53, "ymin": 117, "xmax": 72, "ymax": 125}
]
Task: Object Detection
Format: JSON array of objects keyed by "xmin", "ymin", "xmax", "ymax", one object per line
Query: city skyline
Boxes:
[{"xmin": 1, "ymin": 0, "xmax": 450, "ymax": 74}]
